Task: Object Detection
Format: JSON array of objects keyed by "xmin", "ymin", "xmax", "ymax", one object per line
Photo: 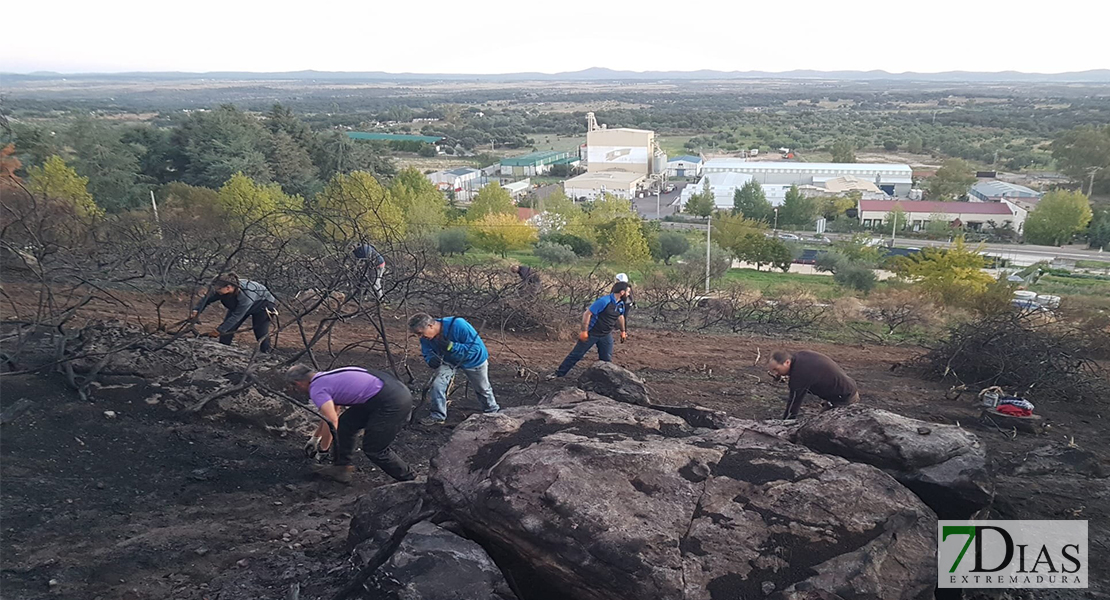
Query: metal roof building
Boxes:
[
  {"xmin": 969, "ymin": 181, "xmax": 1043, "ymax": 209},
  {"xmin": 500, "ymin": 150, "xmax": 577, "ymax": 177},
  {"xmin": 702, "ymin": 159, "xmax": 914, "ymax": 197},
  {"xmin": 858, "ymin": 199, "xmax": 1027, "ymax": 233},
  {"xmin": 347, "ymin": 132, "xmax": 444, "ymax": 143}
]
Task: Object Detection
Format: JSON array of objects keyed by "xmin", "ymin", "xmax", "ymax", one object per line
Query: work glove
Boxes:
[
  {"xmin": 304, "ymin": 435, "xmax": 331, "ymax": 462},
  {"xmin": 189, "ymin": 310, "xmax": 199, "ymax": 321},
  {"xmin": 620, "ymin": 331, "xmax": 628, "ymax": 343},
  {"xmin": 205, "ymin": 329, "xmax": 222, "ymax": 338},
  {"xmin": 578, "ymin": 331, "xmax": 590, "ymax": 342},
  {"xmin": 428, "ymin": 358, "xmax": 442, "ymax": 369}
]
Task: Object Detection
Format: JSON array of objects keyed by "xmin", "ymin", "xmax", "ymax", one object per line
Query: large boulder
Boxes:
[
  {"xmin": 576, "ymin": 362, "xmax": 652, "ymax": 406},
  {"xmin": 793, "ymin": 405, "xmax": 993, "ymax": 519},
  {"xmin": 429, "ymin": 400, "xmax": 937, "ymax": 600},
  {"xmin": 348, "ymin": 480, "xmax": 428, "ymax": 550},
  {"xmin": 361, "ymin": 521, "xmax": 515, "ymax": 600}
]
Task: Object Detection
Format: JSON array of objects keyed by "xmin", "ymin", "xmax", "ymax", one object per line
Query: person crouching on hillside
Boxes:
[
  {"xmin": 285, "ymin": 364, "xmax": 415, "ymax": 484},
  {"xmin": 767, "ymin": 349, "xmax": 859, "ymax": 420},
  {"xmin": 409, "ymin": 313, "xmax": 500, "ymax": 425},
  {"xmin": 191, "ymin": 272, "xmax": 277, "ymax": 353},
  {"xmin": 548, "ymin": 281, "xmax": 631, "ymax": 378}
]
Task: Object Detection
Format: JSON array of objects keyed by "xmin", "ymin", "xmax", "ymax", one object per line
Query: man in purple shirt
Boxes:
[{"xmin": 284, "ymin": 364, "xmax": 414, "ymax": 483}]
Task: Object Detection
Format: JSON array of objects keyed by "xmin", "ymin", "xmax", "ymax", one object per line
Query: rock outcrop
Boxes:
[
  {"xmin": 576, "ymin": 361, "xmax": 652, "ymax": 406},
  {"xmin": 793, "ymin": 404, "xmax": 993, "ymax": 519},
  {"xmin": 428, "ymin": 399, "xmax": 937, "ymax": 600}
]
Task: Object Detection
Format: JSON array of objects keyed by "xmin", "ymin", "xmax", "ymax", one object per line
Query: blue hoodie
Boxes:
[{"xmin": 420, "ymin": 317, "xmax": 488, "ymax": 369}]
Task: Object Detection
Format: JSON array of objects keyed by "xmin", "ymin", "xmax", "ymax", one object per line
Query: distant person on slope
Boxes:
[
  {"xmin": 510, "ymin": 264, "xmax": 541, "ymax": 296},
  {"xmin": 409, "ymin": 313, "xmax": 500, "ymax": 425},
  {"xmin": 549, "ymin": 281, "xmax": 631, "ymax": 378},
  {"xmin": 767, "ymin": 350, "xmax": 859, "ymax": 419},
  {"xmin": 191, "ymin": 272, "xmax": 277, "ymax": 353},
  {"xmin": 353, "ymin": 242, "xmax": 386, "ymax": 302},
  {"xmin": 285, "ymin": 364, "xmax": 414, "ymax": 484}
]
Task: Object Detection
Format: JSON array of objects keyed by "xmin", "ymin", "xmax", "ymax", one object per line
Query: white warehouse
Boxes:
[{"xmin": 701, "ymin": 159, "xmax": 914, "ymax": 197}]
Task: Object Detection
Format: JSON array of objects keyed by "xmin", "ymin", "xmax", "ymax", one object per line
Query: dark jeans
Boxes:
[
  {"xmin": 334, "ymin": 371, "xmax": 414, "ymax": 481},
  {"xmin": 556, "ymin": 333, "xmax": 614, "ymax": 377},
  {"xmin": 219, "ymin": 300, "xmax": 274, "ymax": 353}
]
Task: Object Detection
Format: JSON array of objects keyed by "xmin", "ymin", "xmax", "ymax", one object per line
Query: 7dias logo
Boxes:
[{"xmin": 938, "ymin": 520, "xmax": 1087, "ymax": 588}]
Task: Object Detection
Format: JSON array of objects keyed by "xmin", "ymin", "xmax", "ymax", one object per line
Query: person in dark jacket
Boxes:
[
  {"xmin": 191, "ymin": 272, "xmax": 277, "ymax": 353},
  {"xmin": 408, "ymin": 313, "xmax": 499, "ymax": 425},
  {"xmin": 549, "ymin": 281, "xmax": 631, "ymax": 378},
  {"xmin": 510, "ymin": 264, "xmax": 541, "ymax": 296},
  {"xmin": 768, "ymin": 350, "xmax": 859, "ymax": 419},
  {"xmin": 285, "ymin": 364, "xmax": 414, "ymax": 484},
  {"xmin": 353, "ymin": 242, "xmax": 386, "ymax": 302}
]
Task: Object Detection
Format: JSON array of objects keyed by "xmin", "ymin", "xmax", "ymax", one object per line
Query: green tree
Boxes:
[
  {"xmin": 712, "ymin": 211, "xmax": 764, "ymax": 257},
  {"xmin": 267, "ymin": 130, "xmax": 320, "ymax": 198},
  {"xmin": 471, "ymin": 213, "xmax": 538, "ymax": 257},
  {"xmin": 906, "ymin": 135, "xmax": 924, "ymax": 154},
  {"xmin": 1051, "ymin": 125, "xmax": 1110, "ymax": 195},
  {"xmin": 390, "ymin": 167, "xmax": 448, "ymax": 235},
  {"xmin": 883, "ymin": 140, "xmax": 899, "ymax": 151},
  {"xmin": 834, "ymin": 264, "xmax": 877, "ymax": 292},
  {"xmin": 732, "ymin": 179, "xmax": 773, "ymax": 222},
  {"xmin": 925, "ymin": 212, "xmax": 955, "ymax": 239},
  {"xmin": 468, "ymin": 183, "xmax": 516, "ymax": 221},
  {"xmin": 892, "ymin": 238, "xmax": 995, "ymax": 307},
  {"xmin": 314, "ymin": 171, "xmax": 404, "ymax": 242},
  {"xmin": 832, "ymin": 234, "xmax": 883, "ymax": 265},
  {"xmin": 1023, "ymin": 190, "xmax": 1093, "ymax": 246},
  {"xmin": 534, "ymin": 241, "xmax": 578, "ymax": 264},
  {"xmin": 777, "ymin": 185, "xmax": 816, "ymax": 228},
  {"xmin": 831, "ymin": 139, "xmax": 856, "ymax": 163},
  {"xmin": 1088, "ymin": 207, "xmax": 1110, "ymax": 250},
  {"xmin": 601, "ymin": 217, "xmax": 652, "ymax": 265},
  {"xmin": 818, "ymin": 192, "xmax": 858, "ymax": 221},
  {"xmin": 678, "ymin": 241, "xmax": 732, "ymax": 281},
  {"xmin": 26, "ymin": 155, "xmax": 103, "ymax": 220},
  {"xmin": 657, "ymin": 231, "xmax": 690, "ymax": 265},
  {"xmin": 884, "ymin": 204, "xmax": 909, "ymax": 232},
  {"xmin": 67, "ymin": 117, "xmax": 147, "ymax": 212},
  {"xmin": 121, "ymin": 126, "xmax": 176, "ymax": 185},
  {"xmin": 437, "ymin": 228, "xmax": 470, "ymax": 255},
  {"xmin": 685, "ymin": 179, "xmax": 715, "ymax": 218},
  {"xmin": 217, "ymin": 173, "xmax": 303, "ymax": 233},
  {"xmin": 314, "ymin": 130, "xmax": 396, "ymax": 181},
  {"xmin": 585, "ymin": 194, "xmax": 637, "ymax": 224},
  {"xmin": 926, "ymin": 158, "xmax": 976, "ymax": 201},
  {"xmin": 171, "ymin": 104, "xmax": 274, "ymax": 189}
]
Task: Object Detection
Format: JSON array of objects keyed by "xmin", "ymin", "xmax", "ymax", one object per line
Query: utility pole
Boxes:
[
  {"xmin": 773, "ymin": 207, "xmax": 779, "ymax": 236},
  {"xmin": 150, "ymin": 190, "xmax": 163, "ymax": 240},
  {"xmin": 1088, "ymin": 166, "xmax": 1103, "ymax": 197},
  {"xmin": 705, "ymin": 216, "xmax": 712, "ymax": 295},
  {"xmin": 891, "ymin": 210, "xmax": 897, "ymax": 248}
]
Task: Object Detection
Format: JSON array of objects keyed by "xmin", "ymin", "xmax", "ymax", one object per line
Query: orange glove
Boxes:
[
  {"xmin": 205, "ymin": 329, "xmax": 222, "ymax": 338},
  {"xmin": 620, "ymin": 331, "xmax": 628, "ymax": 343},
  {"xmin": 578, "ymin": 331, "xmax": 589, "ymax": 342}
]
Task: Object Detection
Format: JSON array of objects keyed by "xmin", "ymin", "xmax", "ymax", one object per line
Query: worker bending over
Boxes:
[
  {"xmin": 550, "ymin": 281, "xmax": 631, "ymax": 378},
  {"xmin": 767, "ymin": 350, "xmax": 859, "ymax": 420},
  {"xmin": 285, "ymin": 364, "xmax": 414, "ymax": 483},
  {"xmin": 191, "ymin": 272, "xmax": 277, "ymax": 353},
  {"xmin": 353, "ymin": 242, "xmax": 386, "ymax": 302},
  {"xmin": 409, "ymin": 313, "xmax": 499, "ymax": 425}
]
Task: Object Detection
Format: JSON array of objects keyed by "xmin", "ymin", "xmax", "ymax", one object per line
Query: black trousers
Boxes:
[
  {"xmin": 219, "ymin": 300, "xmax": 274, "ymax": 353},
  {"xmin": 334, "ymin": 370, "xmax": 414, "ymax": 481}
]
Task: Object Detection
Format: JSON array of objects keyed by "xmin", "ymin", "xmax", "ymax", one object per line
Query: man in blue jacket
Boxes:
[
  {"xmin": 549, "ymin": 281, "xmax": 631, "ymax": 378},
  {"xmin": 408, "ymin": 313, "xmax": 499, "ymax": 425}
]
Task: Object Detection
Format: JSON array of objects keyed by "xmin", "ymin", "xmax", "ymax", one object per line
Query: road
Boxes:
[
  {"xmin": 632, "ymin": 183, "xmax": 686, "ymax": 219},
  {"xmin": 658, "ymin": 222, "xmax": 1107, "ymax": 265}
]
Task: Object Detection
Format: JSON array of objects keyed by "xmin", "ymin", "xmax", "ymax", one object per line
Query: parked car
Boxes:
[
  {"xmin": 812, "ymin": 235, "xmax": 833, "ymax": 245},
  {"xmin": 777, "ymin": 233, "xmax": 801, "ymax": 241}
]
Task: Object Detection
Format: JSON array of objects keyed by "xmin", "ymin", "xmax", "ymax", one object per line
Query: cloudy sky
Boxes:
[{"xmin": 3, "ymin": 0, "xmax": 1108, "ymax": 74}]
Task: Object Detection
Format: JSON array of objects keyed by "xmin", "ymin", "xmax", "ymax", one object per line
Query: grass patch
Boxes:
[
  {"xmin": 1030, "ymin": 274, "xmax": 1110, "ymax": 298},
  {"xmin": 1075, "ymin": 259, "xmax": 1110, "ymax": 271},
  {"xmin": 721, "ymin": 268, "xmax": 846, "ymax": 299}
]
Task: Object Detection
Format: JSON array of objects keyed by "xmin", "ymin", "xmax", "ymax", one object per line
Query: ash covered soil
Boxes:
[{"xmin": 2, "ymin": 324, "xmax": 1109, "ymax": 600}]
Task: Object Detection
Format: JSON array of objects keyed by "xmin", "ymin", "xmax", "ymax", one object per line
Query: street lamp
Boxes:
[{"xmin": 773, "ymin": 207, "xmax": 779, "ymax": 236}]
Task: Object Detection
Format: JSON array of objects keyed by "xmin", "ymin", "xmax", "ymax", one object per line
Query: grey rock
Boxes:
[
  {"xmin": 347, "ymin": 480, "xmax": 427, "ymax": 551},
  {"xmin": 429, "ymin": 399, "xmax": 937, "ymax": 600},
  {"xmin": 793, "ymin": 404, "xmax": 993, "ymax": 519},
  {"xmin": 576, "ymin": 362, "xmax": 652, "ymax": 406},
  {"xmin": 362, "ymin": 521, "xmax": 515, "ymax": 600}
]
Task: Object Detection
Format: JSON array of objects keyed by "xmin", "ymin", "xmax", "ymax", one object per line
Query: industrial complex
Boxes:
[{"xmin": 564, "ymin": 113, "xmax": 667, "ymax": 201}]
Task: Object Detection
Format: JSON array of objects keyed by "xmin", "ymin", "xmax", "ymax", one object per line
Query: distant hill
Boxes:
[{"xmin": 5, "ymin": 67, "xmax": 1110, "ymax": 83}]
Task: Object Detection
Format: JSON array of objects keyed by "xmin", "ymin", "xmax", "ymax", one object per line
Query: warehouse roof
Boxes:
[
  {"xmin": 970, "ymin": 181, "xmax": 1042, "ymax": 198},
  {"xmin": 445, "ymin": 167, "xmax": 480, "ymax": 176},
  {"xmin": 859, "ymin": 200, "xmax": 1015, "ymax": 215},
  {"xmin": 704, "ymin": 159, "xmax": 912, "ymax": 174},
  {"xmin": 347, "ymin": 132, "xmax": 443, "ymax": 143},
  {"xmin": 668, "ymin": 155, "xmax": 703, "ymax": 164},
  {"xmin": 565, "ymin": 172, "xmax": 645, "ymax": 187},
  {"xmin": 500, "ymin": 150, "xmax": 571, "ymax": 167}
]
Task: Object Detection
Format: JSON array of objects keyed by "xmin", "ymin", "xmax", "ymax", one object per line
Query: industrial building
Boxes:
[
  {"xmin": 564, "ymin": 113, "xmax": 665, "ymax": 201},
  {"xmin": 678, "ymin": 172, "xmax": 753, "ymax": 209},
  {"xmin": 857, "ymin": 200, "xmax": 1027, "ymax": 233},
  {"xmin": 667, "ymin": 155, "xmax": 703, "ymax": 178},
  {"xmin": 427, "ymin": 167, "xmax": 484, "ymax": 201},
  {"xmin": 702, "ymin": 159, "xmax": 914, "ymax": 197},
  {"xmin": 969, "ymin": 181, "xmax": 1043, "ymax": 210},
  {"xmin": 499, "ymin": 150, "xmax": 578, "ymax": 177}
]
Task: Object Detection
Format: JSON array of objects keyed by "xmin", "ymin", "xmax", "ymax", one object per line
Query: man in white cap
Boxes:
[{"xmin": 615, "ymin": 273, "xmax": 634, "ymax": 316}]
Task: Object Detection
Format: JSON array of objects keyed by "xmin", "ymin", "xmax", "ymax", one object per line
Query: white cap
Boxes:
[{"xmin": 615, "ymin": 273, "xmax": 629, "ymax": 283}]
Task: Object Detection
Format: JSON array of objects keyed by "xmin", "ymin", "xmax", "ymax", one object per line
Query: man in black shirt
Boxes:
[
  {"xmin": 510, "ymin": 264, "xmax": 541, "ymax": 296},
  {"xmin": 191, "ymin": 272, "xmax": 277, "ymax": 353},
  {"xmin": 768, "ymin": 349, "xmax": 859, "ymax": 419},
  {"xmin": 550, "ymin": 282, "xmax": 631, "ymax": 378}
]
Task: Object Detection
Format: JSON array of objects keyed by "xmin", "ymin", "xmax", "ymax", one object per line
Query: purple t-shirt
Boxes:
[{"xmin": 309, "ymin": 367, "xmax": 384, "ymax": 408}]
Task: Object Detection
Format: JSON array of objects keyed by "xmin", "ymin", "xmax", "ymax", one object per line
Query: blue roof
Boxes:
[
  {"xmin": 446, "ymin": 167, "xmax": 479, "ymax": 176},
  {"xmin": 668, "ymin": 155, "xmax": 702, "ymax": 163}
]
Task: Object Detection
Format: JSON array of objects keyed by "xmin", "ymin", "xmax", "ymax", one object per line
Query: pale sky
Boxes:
[{"xmin": 3, "ymin": 0, "xmax": 1108, "ymax": 74}]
